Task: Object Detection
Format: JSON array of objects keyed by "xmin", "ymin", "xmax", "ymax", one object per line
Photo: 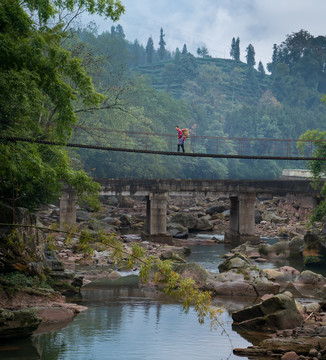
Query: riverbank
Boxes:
[{"xmin": 0, "ymin": 192, "xmax": 323, "ymax": 359}]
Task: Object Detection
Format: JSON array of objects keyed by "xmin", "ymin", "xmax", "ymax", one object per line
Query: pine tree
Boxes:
[
  {"xmin": 258, "ymin": 61, "xmax": 265, "ymax": 76},
  {"xmin": 158, "ymin": 28, "xmax": 166, "ymax": 61},
  {"xmin": 182, "ymin": 44, "xmax": 188, "ymax": 54},
  {"xmin": 146, "ymin": 36, "xmax": 154, "ymax": 64},
  {"xmin": 230, "ymin": 37, "xmax": 236, "ymax": 59},
  {"xmin": 174, "ymin": 47, "xmax": 181, "ymax": 62},
  {"xmin": 133, "ymin": 39, "xmax": 141, "ymax": 67},
  {"xmin": 246, "ymin": 44, "xmax": 256, "ymax": 67},
  {"xmin": 116, "ymin": 24, "xmax": 125, "ymax": 39},
  {"xmin": 234, "ymin": 37, "xmax": 240, "ymax": 61}
]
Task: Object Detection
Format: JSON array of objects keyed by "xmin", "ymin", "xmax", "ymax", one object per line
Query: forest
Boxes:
[{"xmin": 1, "ymin": 1, "xmax": 326, "ymax": 210}]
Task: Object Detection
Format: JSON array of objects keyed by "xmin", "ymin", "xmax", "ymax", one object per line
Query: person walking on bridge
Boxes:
[{"xmin": 176, "ymin": 125, "xmax": 185, "ymax": 153}]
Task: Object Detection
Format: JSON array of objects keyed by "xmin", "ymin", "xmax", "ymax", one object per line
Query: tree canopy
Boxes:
[{"xmin": 0, "ymin": 0, "xmax": 124, "ymax": 209}]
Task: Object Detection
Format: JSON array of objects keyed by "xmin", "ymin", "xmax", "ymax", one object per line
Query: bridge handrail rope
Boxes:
[
  {"xmin": 72, "ymin": 126, "xmax": 325, "ymax": 158},
  {"xmin": 73, "ymin": 126, "xmax": 326, "ymax": 144},
  {"xmin": 1, "ymin": 135, "xmax": 326, "ymax": 161}
]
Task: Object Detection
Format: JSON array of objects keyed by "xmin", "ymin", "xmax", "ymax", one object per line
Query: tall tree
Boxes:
[
  {"xmin": 132, "ymin": 39, "xmax": 141, "ymax": 67},
  {"xmin": 197, "ymin": 46, "xmax": 210, "ymax": 58},
  {"xmin": 0, "ymin": 0, "xmax": 124, "ymax": 209},
  {"xmin": 182, "ymin": 44, "xmax": 188, "ymax": 54},
  {"xmin": 234, "ymin": 37, "xmax": 240, "ymax": 61},
  {"xmin": 115, "ymin": 24, "xmax": 125, "ymax": 39},
  {"xmin": 258, "ymin": 61, "xmax": 266, "ymax": 76},
  {"xmin": 158, "ymin": 28, "xmax": 166, "ymax": 61},
  {"xmin": 230, "ymin": 37, "xmax": 236, "ymax": 59},
  {"xmin": 245, "ymin": 44, "xmax": 256, "ymax": 67},
  {"xmin": 146, "ymin": 36, "xmax": 154, "ymax": 64},
  {"xmin": 174, "ymin": 47, "xmax": 181, "ymax": 62}
]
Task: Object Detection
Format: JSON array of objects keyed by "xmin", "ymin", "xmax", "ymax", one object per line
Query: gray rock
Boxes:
[
  {"xmin": 232, "ymin": 293, "xmax": 302, "ymax": 331},
  {"xmin": 218, "ymin": 252, "xmax": 252, "ymax": 273},
  {"xmin": 195, "ymin": 215, "xmax": 213, "ymax": 231},
  {"xmin": 206, "ymin": 205, "xmax": 227, "ymax": 216},
  {"xmin": 76, "ymin": 210, "xmax": 91, "ymax": 222},
  {"xmin": 173, "ymin": 262, "xmax": 209, "ymax": 286},
  {"xmin": 169, "ymin": 213, "xmax": 198, "ymax": 230},
  {"xmin": 167, "ymin": 223, "xmax": 189, "ymax": 238}
]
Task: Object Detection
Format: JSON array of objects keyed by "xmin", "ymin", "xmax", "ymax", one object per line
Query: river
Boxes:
[{"xmin": 0, "ymin": 234, "xmax": 298, "ymax": 360}]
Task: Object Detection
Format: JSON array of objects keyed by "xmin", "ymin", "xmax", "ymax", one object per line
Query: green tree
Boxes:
[
  {"xmin": 182, "ymin": 44, "xmax": 188, "ymax": 54},
  {"xmin": 258, "ymin": 61, "xmax": 265, "ymax": 76},
  {"xmin": 299, "ymin": 129, "xmax": 326, "ymax": 221},
  {"xmin": 158, "ymin": 28, "xmax": 166, "ymax": 61},
  {"xmin": 197, "ymin": 46, "xmax": 210, "ymax": 58},
  {"xmin": 230, "ymin": 37, "xmax": 236, "ymax": 60},
  {"xmin": 234, "ymin": 37, "xmax": 240, "ymax": 61},
  {"xmin": 146, "ymin": 36, "xmax": 154, "ymax": 64},
  {"xmin": 245, "ymin": 44, "xmax": 256, "ymax": 67},
  {"xmin": 0, "ymin": 0, "xmax": 124, "ymax": 209}
]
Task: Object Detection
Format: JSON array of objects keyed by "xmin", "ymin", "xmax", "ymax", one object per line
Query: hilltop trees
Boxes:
[
  {"xmin": 246, "ymin": 44, "xmax": 256, "ymax": 67},
  {"xmin": 267, "ymin": 30, "xmax": 326, "ymax": 98},
  {"xmin": 146, "ymin": 36, "xmax": 154, "ymax": 63},
  {"xmin": 158, "ymin": 28, "xmax": 166, "ymax": 61},
  {"xmin": 230, "ymin": 37, "xmax": 240, "ymax": 61}
]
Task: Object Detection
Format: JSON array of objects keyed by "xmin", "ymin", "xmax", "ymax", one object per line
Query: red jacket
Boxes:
[{"xmin": 177, "ymin": 128, "xmax": 184, "ymax": 140}]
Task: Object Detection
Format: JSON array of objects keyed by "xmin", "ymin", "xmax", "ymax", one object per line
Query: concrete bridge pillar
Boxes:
[
  {"xmin": 60, "ymin": 185, "xmax": 77, "ymax": 229},
  {"xmin": 225, "ymin": 192, "xmax": 260, "ymax": 245},
  {"xmin": 141, "ymin": 192, "xmax": 173, "ymax": 244}
]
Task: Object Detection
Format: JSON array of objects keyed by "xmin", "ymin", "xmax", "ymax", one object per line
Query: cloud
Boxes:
[{"xmin": 83, "ymin": 0, "xmax": 326, "ymax": 68}]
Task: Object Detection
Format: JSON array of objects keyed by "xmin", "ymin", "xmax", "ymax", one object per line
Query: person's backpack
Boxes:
[{"xmin": 182, "ymin": 128, "xmax": 189, "ymax": 138}]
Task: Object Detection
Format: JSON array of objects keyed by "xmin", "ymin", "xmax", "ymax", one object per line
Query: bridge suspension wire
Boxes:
[{"xmin": 1, "ymin": 136, "xmax": 326, "ymax": 161}]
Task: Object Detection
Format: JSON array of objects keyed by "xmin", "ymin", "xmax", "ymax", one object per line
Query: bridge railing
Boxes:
[{"xmin": 73, "ymin": 126, "xmax": 321, "ymax": 158}]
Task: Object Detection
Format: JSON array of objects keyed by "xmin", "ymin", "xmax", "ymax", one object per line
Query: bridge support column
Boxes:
[
  {"xmin": 60, "ymin": 185, "xmax": 77, "ymax": 229},
  {"xmin": 225, "ymin": 193, "xmax": 260, "ymax": 245},
  {"xmin": 141, "ymin": 192, "xmax": 173, "ymax": 244}
]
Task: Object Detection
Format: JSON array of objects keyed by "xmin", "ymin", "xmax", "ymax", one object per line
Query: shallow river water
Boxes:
[{"xmin": 0, "ymin": 234, "xmax": 302, "ymax": 360}]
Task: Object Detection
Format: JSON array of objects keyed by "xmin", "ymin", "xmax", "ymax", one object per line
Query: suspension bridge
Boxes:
[{"xmin": 1, "ymin": 127, "xmax": 326, "ymax": 160}]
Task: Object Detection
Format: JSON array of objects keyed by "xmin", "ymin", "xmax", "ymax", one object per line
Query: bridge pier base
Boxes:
[
  {"xmin": 225, "ymin": 193, "xmax": 260, "ymax": 245},
  {"xmin": 60, "ymin": 185, "xmax": 77, "ymax": 229},
  {"xmin": 141, "ymin": 192, "xmax": 173, "ymax": 244}
]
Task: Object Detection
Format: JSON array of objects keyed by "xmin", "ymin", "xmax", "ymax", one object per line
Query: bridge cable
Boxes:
[{"xmin": 1, "ymin": 136, "xmax": 326, "ymax": 161}]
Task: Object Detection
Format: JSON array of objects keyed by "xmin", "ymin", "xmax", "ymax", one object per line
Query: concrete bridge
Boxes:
[{"xmin": 60, "ymin": 178, "xmax": 320, "ymax": 245}]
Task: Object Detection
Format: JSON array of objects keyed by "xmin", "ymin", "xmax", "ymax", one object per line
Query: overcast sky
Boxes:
[{"xmin": 84, "ymin": 0, "xmax": 326, "ymax": 69}]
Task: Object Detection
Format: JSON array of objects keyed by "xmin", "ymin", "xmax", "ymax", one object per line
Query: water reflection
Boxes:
[{"xmin": 33, "ymin": 278, "xmax": 251, "ymax": 360}]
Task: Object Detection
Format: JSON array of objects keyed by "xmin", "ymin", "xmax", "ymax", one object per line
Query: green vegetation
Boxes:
[
  {"xmin": 66, "ymin": 27, "xmax": 326, "ymax": 181},
  {"xmin": 299, "ymin": 130, "xmax": 326, "ymax": 221},
  {"xmin": 0, "ymin": 0, "xmax": 124, "ymax": 209}
]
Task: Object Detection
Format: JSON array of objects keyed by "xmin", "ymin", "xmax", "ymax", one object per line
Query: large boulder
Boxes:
[
  {"xmin": 259, "ymin": 240, "xmax": 290, "ymax": 259},
  {"xmin": 288, "ymin": 236, "xmax": 304, "ymax": 258},
  {"xmin": 169, "ymin": 213, "xmax": 198, "ymax": 230},
  {"xmin": 218, "ymin": 252, "xmax": 252, "ymax": 273},
  {"xmin": 206, "ymin": 270, "xmax": 279, "ymax": 297},
  {"xmin": 0, "ymin": 308, "xmax": 41, "ymax": 339},
  {"xmin": 195, "ymin": 215, "xmax": 214, "ymax": 231},
  {"xmin": 167, "ymin": 223, "xmax": 188, "ymax": 238},
  {"xmin": 206, "ymin": 205, "xmax": 228, "ymax": 216},
  {"xmin": 232, "ymin": 293, "xmax": 302, "ymax": 331},
  {"xmin": 173, "ymin": 262, "xmax": 209, "ymax": 286}
]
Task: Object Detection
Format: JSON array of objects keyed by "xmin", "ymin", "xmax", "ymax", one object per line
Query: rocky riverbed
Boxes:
[{"xmin": 1, "ymin": 192, "xmax": 326, "ymax": 359}]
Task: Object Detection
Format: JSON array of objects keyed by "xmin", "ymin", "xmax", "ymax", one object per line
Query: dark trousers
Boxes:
[{"xmin": 178, "ymin": 144, "xmax": 185, "ymax": 152}]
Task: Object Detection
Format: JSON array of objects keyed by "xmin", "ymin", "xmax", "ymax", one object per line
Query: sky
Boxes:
[{"xmin": 83, "ymin": 0, "xmax": 326, "ymax": 69}]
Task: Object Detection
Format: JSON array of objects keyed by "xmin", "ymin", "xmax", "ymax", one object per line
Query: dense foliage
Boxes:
[
  {"xmin": 299, "ymin": 130, "xmax": 326, "ymax": 221},
  {"xmin": 0, "ymin": 0, "xmax": 124, "ymax": 209},
  {"xmin": 68, "ymin": 27, "xmax": 326, "ymax": 180}
]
